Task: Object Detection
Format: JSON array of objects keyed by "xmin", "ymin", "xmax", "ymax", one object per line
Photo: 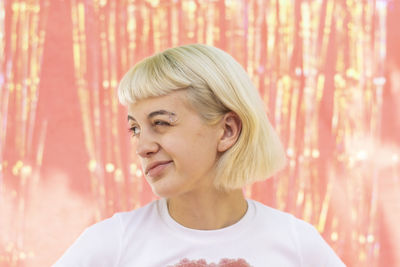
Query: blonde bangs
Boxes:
[{"xmin": 118, "ymin": 52, "xmax": 192, "ymax": 105}]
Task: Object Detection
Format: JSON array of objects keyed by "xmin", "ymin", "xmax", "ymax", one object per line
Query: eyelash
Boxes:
[{"xmin": 128, "ymin": 120, "xmax": 171, "ymax": 137}]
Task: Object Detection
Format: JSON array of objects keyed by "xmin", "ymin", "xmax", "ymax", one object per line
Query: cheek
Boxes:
[
  {"xmin": 187, "ymin": 131, "xmax": 219, "ymax": 165},
  {"xmin": 162, "ymin": 129, "xmax": 218, "ymax": 167},
  {"xmin": 139, "ymin": 158, "xmax": 146, "ymax": 172}
]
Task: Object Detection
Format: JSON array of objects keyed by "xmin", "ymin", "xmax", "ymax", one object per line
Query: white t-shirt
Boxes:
[{"xmin": 53, "ymin": 198, "xmax": 345, "ymax": 267}]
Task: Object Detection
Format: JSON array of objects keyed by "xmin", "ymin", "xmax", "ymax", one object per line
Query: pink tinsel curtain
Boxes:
[{"xmin": 1, "ymin": 0, "xmax": 399, "ymax": 266}]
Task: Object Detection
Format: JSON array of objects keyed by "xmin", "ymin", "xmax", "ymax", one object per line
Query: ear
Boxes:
[{"xmin": 217, "ymin": 112, "xmax": 242, "ymax": 152}]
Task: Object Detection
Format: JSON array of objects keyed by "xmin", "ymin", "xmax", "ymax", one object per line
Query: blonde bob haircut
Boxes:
[{"xmin": 118, "ymin": 44, "xmax": 287, "ymax": 190}]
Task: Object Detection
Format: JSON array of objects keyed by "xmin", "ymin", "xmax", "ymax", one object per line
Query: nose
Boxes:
[{"xmin": 136, "ymin": 133, "xmax": 159, "ymax": 158}]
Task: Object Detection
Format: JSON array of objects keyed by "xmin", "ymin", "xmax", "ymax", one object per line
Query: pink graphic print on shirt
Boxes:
[{"xmin": 168, "ymin": 258, "xmax": 253, "ymax": 267}]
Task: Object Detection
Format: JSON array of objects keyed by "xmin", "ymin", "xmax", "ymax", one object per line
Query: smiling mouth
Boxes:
[{"xmin": 146, "ymin": 161, "xmax": 173, "ymax": 178}]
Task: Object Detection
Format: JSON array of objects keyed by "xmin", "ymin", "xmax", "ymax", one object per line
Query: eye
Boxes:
[
  {"xmin": 128, "ymin": 125, "xmax": 141, "ymax": 137},
  {"xmin": 153, "ymin": 120, "xmax": 171, "ymax": 127}
]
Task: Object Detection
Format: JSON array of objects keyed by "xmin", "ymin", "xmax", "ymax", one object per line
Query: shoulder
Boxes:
[
  {"xmin": 115, "ymin": 199, "xmax": 160, "ymax": 230},
  {"xmin": 250, "ymin": 199, "xmax": 322, "ymax": 239},
  {"xmin": 83, "ymin": 199, "xmax": 159, "ymax": 242},
  {"xmin": 53, "ymin": 200, "xmax": 160, "ymax": 267},
  {"xmin": 250, "ymin": 199, "xmax": 297, "ymax": 229},
  {"xmin": 249, "ymin": 199, "xmax": 346, "ymax": 267},
  {"xmin": 291, "ymin": 218, "xmax": 346, "ymax": 267}
]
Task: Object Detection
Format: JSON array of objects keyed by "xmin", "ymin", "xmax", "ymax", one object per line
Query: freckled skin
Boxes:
[{"xmin": 127, "ymin": 91, "xmax": 222, "ymax": 199}]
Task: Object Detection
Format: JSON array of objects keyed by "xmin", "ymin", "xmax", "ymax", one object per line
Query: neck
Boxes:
[{"xmin": 166, "ymin": 188, "xmax": 247, "ymax": 230}]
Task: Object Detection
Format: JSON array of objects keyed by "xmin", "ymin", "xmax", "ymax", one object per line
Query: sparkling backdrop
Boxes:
[{"xmin": 1, "ymin": 0, "xmax": 400, "ymax": 266}]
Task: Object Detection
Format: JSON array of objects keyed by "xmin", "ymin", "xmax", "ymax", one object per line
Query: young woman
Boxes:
[{"xmin": 54, "ymin": 44, "xmax": 345, "ymax": 267}]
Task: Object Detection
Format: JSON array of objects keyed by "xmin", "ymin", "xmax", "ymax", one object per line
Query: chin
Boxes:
[
  {"xmin": 146, "ymin": 173, "xmax": 189, "ymax": 199},
  {"xmin": 151, "ymin": 187, "xmax": 177, "ymax": 199},
  {"xmin": 148, "ymin": 181, "xmax": 180, "ymax": 199}
]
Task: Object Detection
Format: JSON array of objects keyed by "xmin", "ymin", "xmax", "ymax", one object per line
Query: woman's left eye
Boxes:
[{"xmin": 153, "ymin": 120, "xmax": 170, "ymax": 126}]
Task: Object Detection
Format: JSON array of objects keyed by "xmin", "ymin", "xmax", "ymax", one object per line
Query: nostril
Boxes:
[{"xmin": 136, "ymin": 141, "xmax": 160, "ymax": 158}]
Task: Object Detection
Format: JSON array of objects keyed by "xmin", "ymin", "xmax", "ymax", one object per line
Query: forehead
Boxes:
[{"xmin": 127, "ymin": 90, "xmax": 192, "ymax": 118}]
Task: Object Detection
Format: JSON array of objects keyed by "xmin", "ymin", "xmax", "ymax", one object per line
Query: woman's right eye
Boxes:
[{"xmin": 128, "ymin": 126, "xmax": 141, "ymax": 137}]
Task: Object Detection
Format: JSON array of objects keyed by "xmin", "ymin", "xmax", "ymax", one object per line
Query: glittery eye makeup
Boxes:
[
  {"xmin": 127, "ymin": 109, "xmax": 178, "ymax": 123},
  {"xmin": 127, "ymin": 109, "xmax": 178, "ymax": 137},
  {"xmin": 148, "ymin": 110, "xmax": 178, "ymax": 123}
]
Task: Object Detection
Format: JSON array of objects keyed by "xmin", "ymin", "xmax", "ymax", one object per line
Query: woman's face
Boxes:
[{"xmin": 127, "ymin": 90, "xmax": 222, "ymax": 198}]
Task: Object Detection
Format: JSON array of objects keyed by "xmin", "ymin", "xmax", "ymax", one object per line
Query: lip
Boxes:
[{"xmin": 145, "ymin": 160, "xmax": 173, "ymax": 176}]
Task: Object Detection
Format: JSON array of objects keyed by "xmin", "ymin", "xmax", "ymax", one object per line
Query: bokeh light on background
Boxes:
[{"xmin": 1, "ymin": 0, "xmax": 399, "ymax": 266}]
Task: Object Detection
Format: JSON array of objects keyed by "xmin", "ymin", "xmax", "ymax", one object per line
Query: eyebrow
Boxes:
[{"xmin": 127, "ymin": 110, "xmax": 176, "ymax": 122}]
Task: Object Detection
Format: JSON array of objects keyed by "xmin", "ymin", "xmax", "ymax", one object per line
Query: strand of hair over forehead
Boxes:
[
  {"xmin": 118, "ymin": 50, "xmax": 195, "ymax": 105},
  {"xmin": 120, "ymin": 44, "xmax": 242, "ymax": 105}
]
